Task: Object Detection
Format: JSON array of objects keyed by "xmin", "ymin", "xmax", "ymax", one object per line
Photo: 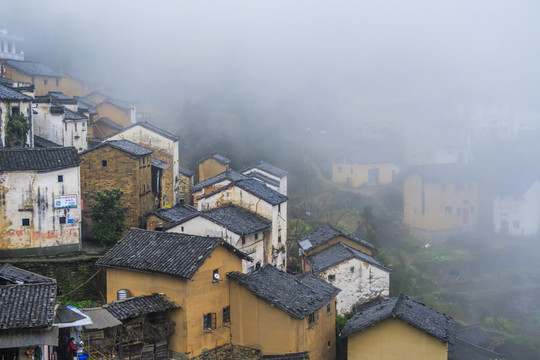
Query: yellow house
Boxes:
[
  {"xmin": 96, "ymin": 228, "xmax": 251, "ymax": 359},
  {"xmin": 403, "ymin": 164, "xmax": 478, "ymax": 231},
  {"xmin": 332, "ymin": 156, "xmax": 400, "ymax": 187},
  {"xmin": 340, "ymin": 294, "xmax": 455, "ymax": 360},
  {"xmin": 198, "ymin": 154, "xmax": 230, "ymax": 182},
  {"xmin": 228, "ymin": 264, "xmax": 340, "ymax": 360},
  {"xmin": 3, "ymin": 59, "xmax": 63, "ymax": 96},
  {"xmin": 58, "ymin": 73, "xmax": 96, "ymax": 98}
]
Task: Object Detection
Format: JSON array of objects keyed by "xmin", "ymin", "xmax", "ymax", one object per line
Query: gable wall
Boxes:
[{"xmin": 198, "ymin": 159, "xmax": 228, "ymax": 182}]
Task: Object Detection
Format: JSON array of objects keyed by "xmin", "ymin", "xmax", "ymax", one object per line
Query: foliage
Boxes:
[
  {"xmin": 336, "ymin": 314, "xmax": 350, "ymax": 360},
  {"xmin": 6, "ymin": 114, "xmax": 30, "ymax": 146},
  {"xmin": 90, "ymin": 188, "xmax": 126, "ymax": 247},
  {"xmin": 357, "ymin": 205, "xmax": 377, "ymax": 244},
  {"xmin": 58, "ymin": 298, "xmax": 94, "ymax": 309}
]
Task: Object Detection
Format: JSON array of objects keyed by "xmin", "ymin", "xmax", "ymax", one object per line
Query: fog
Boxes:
[{"xmin": 4, "ymin": 1, "xmax": 540, "ymax": 356}]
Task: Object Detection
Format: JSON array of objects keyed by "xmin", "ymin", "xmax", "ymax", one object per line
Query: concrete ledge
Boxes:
[{"xmin": 0, "ymin": 243, "xmax": 81, "ymax": 259}]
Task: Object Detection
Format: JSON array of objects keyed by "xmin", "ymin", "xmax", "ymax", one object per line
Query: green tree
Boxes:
[
  {"xmin": 6, "ymin": 114, "xmax": 31, "ymax": 147},
  {"xmin": 358, "ymin": 205, "xmax": 378, "ymax": 244},
  {"xmin": 90, "ymin": 188, "xmax": 126, "ymax": 247}
]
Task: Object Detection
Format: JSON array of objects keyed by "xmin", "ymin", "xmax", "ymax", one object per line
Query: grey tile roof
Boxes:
[
  {"xmin": 235, "ymin": 179, "xmax": 287, "ymax": 205},
  {"xmin": 339, "ymin": 294, "xmax": 456, "ymax": 344},
  {"xmin": 228, "ymin": 264, "xmax": 340, "ymax": 319},
  {"xmin": 103, "ymin": 98, "xmax": 133, "ymax": 111},
  {"xmin": 306, "ymin": 242, "xmax": 390, "ymax": 274},
  {"xmin": 82, "ymin": 308, "xmax": 122, "ymax": 330},
  {"xmin": 96, "ymin": 228, "xmax": 251, "ymax": 280},
  {"xmin": 33, "ymin": 135, "xmax": 61, "ymax": 148},
  {"xmin": 151, "ymin": 157, "xmax": 170, "ymax": 170},
  {"xmin": 298, "ymin": 224, "xmax": 374, "ymax": 252},
  {"xmin": 104, "ymin": 294, "xmax": 179, "ymax": 321},
  {"xmin": 146, "ymin": 203, "xmax": 199, "ymax": 223},
  {"xmin": 48, "ymin": 91, "xmax": 71, "ymax": 100},
  {"xmin": 178, "ymin": 165, "xmax": 193, "ymax": 177},
  {"xmin": 192, "ymin": 169, "xmax": 248, "ymax": 192},
  {"xmin": 0, "ymin": 264, "xmax": 55, "ymax": 284},
  {"xmin": 75, "ymin": 96, "xmax": 98, "ymax": 109},
  {"xmin": 0, "ymin": 83, "xmax": 32, "ymax": 100},
  {"xmin": 456, "ymin": 323, "xmax": 492, "ymax": 347},
  {"xmin": 449, "ymin": 339, "xmax": 505, "ymax": 360},
  {"xmin": 198, "ymin": 154, "xmax": 231, "ymax": 165},
  {"xmin": 6, "ymin": 60, "xmax": 62, "ymax": 77},
  {"xmin": 169, "ymin": 204, "xmax": 271, "ymax": 235},
  {"xmin": 95, "ymin": 117, "xmax": 124, "ymax": 130},
  {"xmin": 64, "ymin": 108, "xmax": 87, "ymax": 121},
  {"xmin": 0, "ymin": 283, "xmax": 57, "ymax": 329},
  {"xmin": 0, "ymin": 147, "xmax": 80, "ymax": 172},
  {"xmin": 81, "ymin": 139, "xmax": 153, "ymax": 157},
  {"xmin": 241, "ymin": 161, "xmax": 288, "ymax": 178},
  {"xmin": 103, "ymin": 121, "xmax": 179, "ymax": 142}
]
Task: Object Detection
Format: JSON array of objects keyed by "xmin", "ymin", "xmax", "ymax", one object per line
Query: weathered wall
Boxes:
[
  {"xmin": 198, "ymin": 159, "xmax": 228, "ymax": 182},
  {"xmin": 33, "ymin": 103, "xmax": 64, "ymax": 145},
  {"xmin": 197, "ymin": 187, "xmax": 287, "ymax": 270},
  {"xmin": 59, "ymin": 75, "xmax": 96, "ymax": 98},
  {"xmin": 145, "ymin": 214, "xmax": 169, "ymax": 231},
  {"xmin": 0, "ymin": 166, "xmax": 81, "ymax": 253},
  {"xmin": 229, "ymin": 281, "xmax": 336, "ymax": 360},
  {"xmin": 107, "ymin": 126, "xmax": 179, "ymax": 205},
  {"xmin": 191, "ymin": 344, "xmax": 261, "ymax": 360},
  {"xmin": 347, "ymin": 318, "xmax": 448, "ymax": 360},
  {"xmin": 318, "ymin": 258, "xmax": 389, "ymax": 315},
  {"xmin": 332, "ymin": 160, "xmax": 399, "ymax": 188},
  {"xmin": 80, "ymin": 146, "xmax": 154, "ymax": 239},
  {"xmin": 0, "ymin": 100, "xmax": 32, "ymax": 148},
  {"xmin": 64, "ymin": 120, "xmax": 88, "ymax": 151},
  {"xmin": 178, "ymin": 174, "xmax": 192, "ymax": 205},
  {"xmin": 404, "ymin": 172, "xmax": 478, "ymax": 231}
]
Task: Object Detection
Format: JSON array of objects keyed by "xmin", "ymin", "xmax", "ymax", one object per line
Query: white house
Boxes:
[
  {"xmin": 240, "ymin": 161, "xmax": 288, "ymax": 195},
  {"xmin": 305, "ymin": 242, "xmax": 390, "ymax": 315},
  {"xmin": 196, "ymin": 178, "xmax": 288, "ymax": 270},
  {"xmin": 0, "ymin": 82, "xmax": 33, "ymax": 148},
  {"xmin": 494, "ymin": 180, "xmax": 540, "ymax": 236},
  {"xmin": 166, "ymin": 204, "xmax": 270, "ymax": 272},
  {"xmin": 104, "ymin": 121, "xmax": 180, "ymax": 207},
  {"xmin": 0, "ymin": 147, "xmax": 82, "ymax": 256}
]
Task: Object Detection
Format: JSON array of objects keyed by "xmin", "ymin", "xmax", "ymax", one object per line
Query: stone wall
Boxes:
[{"xmin": 191, "ymin": 344, "xmax": 261, "ymax": 360}]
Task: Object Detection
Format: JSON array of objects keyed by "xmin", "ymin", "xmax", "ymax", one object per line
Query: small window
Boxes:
[
  {"xmin": 102, "ymin": 160, "xmax": 107, "ymax": 167},
  {"xmin": 308, "ymin": 311, "xmax": 319, "ymax": 327},
  {"xmin": 328, "ymin": 341, "xmax": 331, "ymax": 347},
  {"xmin": 59, "ymin": 217, "xmax": 66, "ymax": 224},
  {"xmin": 143, "ymin": 157, "xmax": 145, "ymax": 164},
  {"xmin": 241, "ymin": 235, "xmax": 246, "ymax": 245},
  {"xmin": 58, "ymin": 175, "xmax": 63, "ymax": 183},
  {"xmin": 445, "ymin": 206, "xmax": 452, "ymax": 215},
  {"xmin": 328, "ymin": 274, "xmax": 335, "ymax": 282},
  {"xmin": 31, "ymin": 76, "xmax": 35, "ymax": 85},
  {"xmin": 278, "ymin": 236, "xmax": 282, "ymax": 243},
  {"xmin": 338, "ymin": 166, "xmax": 343, "ymax": 173},
  {"xmin": 203, "ymin": 313, "xmax": 216, "ymax": 330},
  {"xmin": 56, "ymin": 78, "xmax": 59, "ymax": 87},
  {"xmin": 255, "ymin": 233, "xmax": 258, "ymax": 240},
  {"xmin": 223, "ymin": 306, "xmax": 230, "ymax": 324},
  {"xmin": 44, "ymin": 79, "xmax": 48, "ymax": 85},
  {"xmin": 22, "ymin": 218, "xmax": 30, "ymax": 226},
  {"xmin": 213, "ymin": 269, "xmax": 220, "ymax": 282},
  {"xmin": 350, "ymin": 266, "xmax": 354, "ymax": 273},
  {"xmin": 278, "ymin": 204, "xmax": 281, "ymax": 213},
  {"xmin": 326, "ymin": 303, "xmax": 331, "ymax": 313},
  {"xmin": 181, "ymin": 226, "xmax": 184, "ymax": 232}
]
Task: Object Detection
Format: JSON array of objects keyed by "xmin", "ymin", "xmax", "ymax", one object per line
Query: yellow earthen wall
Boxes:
[
  {"xmin": 332, "ymin": 162, "xmax": 397, "ymax": 187},
  {"xmin": 94, "ymin": 102, "xmax": 132, "ymax": 128},
  {"xmin": 4, "ymin": 66, "xmax": 62, "ymax": 96},
  {"xmin": 198, "ymin": 159, "xmax": 229, "ymax": 182},
  {"xmin": 347, "ymin": 318, "xmax": 448, "ymax": 360},
  {"xmin": 304, "ymin": 235, "xmax": 372, "ymax": 257}
]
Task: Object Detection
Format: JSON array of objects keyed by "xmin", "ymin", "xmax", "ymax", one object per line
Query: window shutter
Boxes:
[{"xmin": 211, "ymin": 313, "xmax": 217, "ymax": 329}]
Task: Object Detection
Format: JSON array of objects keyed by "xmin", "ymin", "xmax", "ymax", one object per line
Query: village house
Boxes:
[
  {"xmin": 403, "ymin": 164, "xmax": 478, "ymax": 233},
  {"xmin": 298, "ymin": 224, "xmax": 387, "ymax": 314},
  {"xmin": 198, "ymin": 154, "xmax": 230, "ymax": 182},
  {"xmin": 191, "ymin": 169, "xmax": 249, "ymax": 203},
  {"xmin": 0, "ymin": 264, "xmax": 58, "ymax": 360},
  {"xmin": 92, "ymin": 98, "xmax": 135, "ymax": 133},
  {"xmin": 228, "ymin": 264, "xmax": 340, "ymax": 360},
  {"xmin": 0, "ymin": 29, "xmax": 24, "ymax": 61},
  {"xmin": 96, "ymin": 228, "xmax": 251, "ymax": 359},
  {"xmin": 33, "ymin": 92, "xmax": 88, "ymax": 151},
  {"xmin": 196, "ymin": 178, "xmax": 288, "ymax": 270},
  {"xmin": 0, "ymin": 147, "xmax": 82, "ymax": 256},
  {"xmin": 240, "ymin": 160, "xmax": 288, "ymax": 195},
  {"xmin": 79, "ymin": 140, "xmax": 155, "ymax": 238},
  {"xmin": 339, "ymin": 294, "xmax": 456, "ymax": 360},
  {"xmin": 0, "ymin": 82, "xmax": 33, "ymax": 148},
  {"xmin": 2, "ymin": 60, "xmax": 64, "ymax": 96},
  {"xmin": 103, "ymin": 121, "xmax": 180, "ymax": 207},
  {"xmin": 146, "ymin": 203, "xmax": 199, "ymax": 231},
  {"xmin": 166, "ymin": 204, "xmax": 271, "ymax": 272},
  {"xmin": 177, "ymin": 166, "xmax": 193, "ymax": 204},
  {"xmin": 493, "ymin": 177, "xmax": 540, "ymax": 236},
  {"xmin": 304, "ymin": 242, "xmax": 390, "ymax": 315},
  {"xmin": 332, "ymin": 155, "xmax": 400, "ymax": 188},
  {"xmin": 58, "ymin": 73, "xmax": 97, "ymax": 98}
]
